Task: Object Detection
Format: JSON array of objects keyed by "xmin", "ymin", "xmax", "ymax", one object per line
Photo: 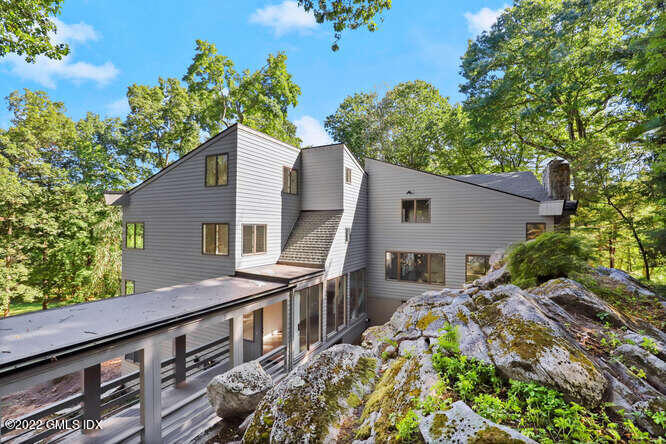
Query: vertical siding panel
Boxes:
[{"xmin": 301, "ymin": 146, "xmax": 343, "ymax": 210}]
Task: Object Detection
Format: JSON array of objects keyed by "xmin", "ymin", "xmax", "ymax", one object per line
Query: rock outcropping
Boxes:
[{"xmin": 207, "ymin": 360, "xmax": 273, "ymax": 419}]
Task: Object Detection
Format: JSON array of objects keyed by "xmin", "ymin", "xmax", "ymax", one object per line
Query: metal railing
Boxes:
[{"xmin": 2, "ymin": 336, "xmax": 230, "ymax": 443}]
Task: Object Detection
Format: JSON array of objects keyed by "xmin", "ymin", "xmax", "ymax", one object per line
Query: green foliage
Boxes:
[
  {"xmin": 640, "ymin": 337, "xmax": 659, "ymax": 355},
  {"xmin": 395, "ymin": 409, "xmax": 420, "ymax": 442},
  {"xmin": 507, "ymin": 232, "xmax": 593, "ymax": 288},
  {"xmin": 0, "ymin": 0, "xmax": 69, "ymax": 62},
  {"xmin": 436, "ymin": 322, "xmax": 460, "ymax": 354},
  {"xmin": 183, "ymin": 40, "xmax": 300, "ymax": 146},
  {"xmin": 297, "ymin": 0, "xmax": 392, "ymax": 51}
]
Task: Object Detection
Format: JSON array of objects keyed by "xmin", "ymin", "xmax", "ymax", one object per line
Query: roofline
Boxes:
[
  {"xmin": 126, "ymin": 124, "xmax": 239, "ymax": 197},
  {"xmin": 237, "ymin": 123, "xmax": 301, "ymax": 154},
  {"xmin": 364, "ymin": 157, "xmax": 542, "ymax": 202},
  {"xmin": 302, "ymin": 143, "xmax": 367, "ymax": 174}
]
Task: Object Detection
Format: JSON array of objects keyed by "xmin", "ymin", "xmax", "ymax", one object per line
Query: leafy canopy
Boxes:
[{"xmin": 0, "ymin": 0, "xmax": 69, "ymax": 62}]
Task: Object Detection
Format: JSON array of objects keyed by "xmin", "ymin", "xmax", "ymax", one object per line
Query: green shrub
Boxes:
[
  {"xmin": 507, "ymin": 232, "xmax": 593, "ymax": 288},
  {"xmin": 395, "ymin": 409, "xmax": 420, "ymax": 442}
]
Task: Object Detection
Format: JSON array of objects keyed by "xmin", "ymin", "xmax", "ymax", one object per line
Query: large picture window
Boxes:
[
  {"xmin": 125, "ymin": 222, "xmax": 144, "ymax": 249},
  {"xmin": 283, "ymin": 166, "xmax": 298, "ymax": 194},
  {"xmin": 385, "ymin": 252, "xmax": 445, "ymax": 285},
  {"xmin": 205, "ymin": 153, "xmax": 228, "ymax": 187},
  {"xmin": 202, "ymin": 223, "xmax": 229, "ymax": 255},
  {"xmin": 466, "ymin": 255, "xmax": 490, "ymax": 283},
  {"xmin": 350, "ymin": 269, "xmax": 366, "ymax": 320},
  {"xmin": 526, "ymin": 223, "xmax": 546, "ymax": 240},
  {"xmin": 242, "ymin": 224, "xmax": 267, "ymax": 255},
  {"xmin": 294, "ymin": 284, "xmax": 321, "ymax": 354},
  {"xmin": 326, "ymin": 275, "xmax": 346, "ymax": 336},
  {"xmin": 401, "ymin": 199, "xmax": 431, "ymax": 223}
]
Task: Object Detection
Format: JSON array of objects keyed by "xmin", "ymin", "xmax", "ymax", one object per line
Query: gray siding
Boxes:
[
  {"xmin": 301, "ymin": 146, "xmax": 343, "ymax": 210},
  {"xmin": 121, "ymin": 128, "xmax": 237, "ymax": 293},
  {"xmin": 326, "ymin": 147, "xmax": 368, "ymax": 278},
  {"xmin": 235, "ymin": 126, "xmax": 301, "ymax": 269},
  {"xmin": 365, "ymin": 158, "xmax": 553, "ymax": 304}
]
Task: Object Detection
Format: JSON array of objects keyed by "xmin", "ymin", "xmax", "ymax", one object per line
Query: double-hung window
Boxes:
[
  {"xmin": 202, "ymin": 223, "xmax": 229, "ymax": 255},
  {"xmin": 385, "ymin": 252, "xmax": 445, "ymax": 285},
  {"xmin": 402, "ymin": 199, "xmax": 431, "ymax": 223},
  {"xmin": 283, "ymin": 167, "xmax": 298, "ymax": 194},
  {"xmin": 205, "ymin": 153, "xmax": 228, "ymax": 187},
  {"xmin": 125, "ymin": 222, "xmax": 144, "ymax": 249},
  {"xmin": 242, "ymin": 224, "xmax": 267, "ymax": 255},
  {"xmin": 465, "ymin": 255, "xmax": 490, "ymax": 283}
]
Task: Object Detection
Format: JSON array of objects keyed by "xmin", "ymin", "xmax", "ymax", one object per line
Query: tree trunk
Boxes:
[
  {"xmin": 608, "ymin": 237, "xmax": 615, "ymax": 269},
  {"xmin": 606, "ymin": 197, "xmax": 650, "ymax": 281},
  {"xmin": 42, "ymin": 297, "xmax": 48, "ymax": 310}
]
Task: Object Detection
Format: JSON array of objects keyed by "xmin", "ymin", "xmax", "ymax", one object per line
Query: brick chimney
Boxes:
[{"xmin": 542, "ymin": 159, "xmax": 573, "ymax": 231}]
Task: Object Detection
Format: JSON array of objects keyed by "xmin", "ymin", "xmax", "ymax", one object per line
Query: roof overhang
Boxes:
[
  {"xmin": 539, "ymin": 199, "xmax": 578, "ymax": 216},
  {"xmin": 104, "ymin": 191, "xmax": 128, "ymax": 206}
]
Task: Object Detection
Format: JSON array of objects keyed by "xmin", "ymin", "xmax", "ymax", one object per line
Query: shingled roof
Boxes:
[
  {"xmin": 450, "ymin": 171, "xmax": 550, "ymax": 201},
  {"xmin": 278, "ymin": 210, "xmax": 342, "ymax": 267}
]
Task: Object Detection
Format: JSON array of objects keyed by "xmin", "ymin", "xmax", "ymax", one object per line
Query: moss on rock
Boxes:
[
  {"xmin": 416, "ymin": 311, "xmax": 439, "ymax": 330},
  {"xmin": 469, "ymin": 426, "xmax": 525, "ymax": 444}
]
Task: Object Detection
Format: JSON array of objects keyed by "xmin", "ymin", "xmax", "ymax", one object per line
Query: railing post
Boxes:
[
  {"xmin": 82, "ymin": 363, "xmax": 101, "ymax": 433},
  {"xmin": 229, "ymin": 315, "xmax": 243, "ymax": 367},
  {"xmin": 174, "ymin": 335, "xmax": 186, "ymax": 387},
  {"xmin": 140, "ymin": 343, "xmax": 161, "ymax": 444}
]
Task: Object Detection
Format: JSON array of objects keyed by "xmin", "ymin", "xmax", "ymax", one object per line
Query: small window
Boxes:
[
  {"xmin": 402, "ymin": 199, "xmax": 431, "ymax": 223},
  {"xmin": 205, "ymin": 154, "xmax": 228, "ymax": 187},
  {"xmin": 125, "ymin": 222, "xmax": 144, "ymax": 249},
  {"xmin": 202, "ymin": 223, "xmax": 229, "ymax": 255},
  {"xmin": 526, "ymin": 223, "xmax": 546, "ymax": 240},
  {"xmin": 345, "ymin": 227, "xmax": 351, "ymax": 243},
  {"xmin": 242, "ymin": 224, "xmax": 267, "ymax": 255},
  {"xmin": 385, "ymin": 251, "xmax": 445, "ymax": 285},
  {"xmin": 283, "ymin": 166, "xmax": 298, "ymax": 194},
  {"xmin": 466, "ymin": 255, "xmax": 490, "ymax": 283},
  {"xmin": 243, "ymin": 313, "xmax": 254, "ymax": 341},
  {"xmin": 345, "ymin": 167, "xmax": 352, "ymax": 184},
  {"xmin": 124, "ymin": 280, "xmax": 135, "ymax": 295}
]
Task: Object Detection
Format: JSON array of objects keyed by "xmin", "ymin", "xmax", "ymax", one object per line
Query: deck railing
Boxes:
[{"xmin": 1, "ymin": 337, "xmax": 230, "ymax": 443}]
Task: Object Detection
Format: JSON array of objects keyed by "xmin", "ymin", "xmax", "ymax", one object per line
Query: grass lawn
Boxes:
[{"xmin": 8, "ymin": 300, "xmax": 73, "ymax": 317}]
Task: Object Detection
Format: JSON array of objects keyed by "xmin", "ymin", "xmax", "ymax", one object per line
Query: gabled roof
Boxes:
[{"xmin": 450, "ymin": 171, "xmax": 550, "ymax": 202}]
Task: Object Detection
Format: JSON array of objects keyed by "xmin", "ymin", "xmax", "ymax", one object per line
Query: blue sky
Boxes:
[{"xmin": 0, "ymin": 1, "xmax": 509, "ymax": 145}]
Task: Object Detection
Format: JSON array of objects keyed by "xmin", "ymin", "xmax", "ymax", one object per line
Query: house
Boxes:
[{"xmin": 106, "ymin": 123, "xmax": 575, "ymax": 361}]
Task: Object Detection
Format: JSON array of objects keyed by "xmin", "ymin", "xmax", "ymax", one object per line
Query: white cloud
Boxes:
[
  {"xmin": 295, "ymin": 116, "xmax": 333, "ymax": 147},
  {"xmin": 106, "ymin": 98, "xmax": 130, "ymax": 117},
  {"xmin": 0, "ymin": 19, "xmax": 118, "ymax": 88},
  {"xmin": 464, "ymin": 5, "xmax": 508, "ymax": 35},
  {"xmin": 249, "ymin": 1, "xmax": 317, "ymax": 36},
  {"xmin": 51, "ymin": 18, "xmax": 99, "ymax": 44}
]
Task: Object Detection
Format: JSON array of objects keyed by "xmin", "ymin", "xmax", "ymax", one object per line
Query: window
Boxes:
[
  {"xmin": 326, "ymin": 275, "xmax": 346, "ymax": 336},
  {"xmin": 125, "ymin": 223, "xmax": 144, "ymax": 249},
  {"xmin": 526, "ymin": 223, "xmax": 546, "ymax": 240},
  {"xmin": 294, "ymin": 284, "xmax": 321, "ymax": 354},
  {"xmin": 283, "ymin": 166, "xmax": 298, "ymax": 194},
  {"xmin": 466, "ymin": 255, "xmax": 490, "ymax": 283},
  {"xmin": 243, "ymin": 312, "xmax": 255, "ymax": 341},
  {"xmin": 205, "ymin": 153, "xmax": 228, "ymax": 187},
  {"xmin": 345, "ymin": 227, "xmax": 351, "ymax": 243},
  {"xmin": 242, "ymin": 224, "xmax": 267, "ymax": 255},
  {"xmin": 350, "ymin": 269, "xmax": 366, "ymax": 320},
  {"xmin": 202, "ymin": 223, "xmax": 229, "ymax": 255},
  {"xmin": 124, "ymin": 280, "xmax": 135, "ymax": 295},
  {"xmin": 402, "ymin": 199, "xmax": 431, "ymax": 223},
  {"xmin": 385, "ymin": 252, "xmax": 445, "ymax": 285},
  {"xmin": 345, "ymin": 167, "xmax": 352, "ymax": 184}
]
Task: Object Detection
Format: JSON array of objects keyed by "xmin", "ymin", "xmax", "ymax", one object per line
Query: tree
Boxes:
[
  {"xmin": 125, "ymin": 77, "xmax": 201, "ymax": 170},
  {"xmin": 0, "ymin": 0, "xmax": 69, "ymax": 62},
  {"xmin": 183, "ymin": 40, "xmax": 301, "ymax": 146},
  {"xmin": 297, "ymin": 0, "xmax": 392, "ymax": 50},
  {"xmin": 324, "ymin": 92, "xmax": 383, "ymax": 161}
]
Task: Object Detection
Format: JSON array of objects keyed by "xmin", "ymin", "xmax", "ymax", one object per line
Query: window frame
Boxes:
[
  {"xmin": 326, "ymin": 275, "xmax": 347, "ymax": 337},
  {"xmin": 294, "ymin": 283, "xmax": 322, "ymax": 357},
  {"xmin": 349, "ymin": 268, "xmax": 367, "ymax": 321},
  {"xmin": 465, "ymin": 254, "xmax": 491, "ymax": 283},
  {"xmin": 401, "ymin": 198, "xmax": 431, "ymax": 223},
  {"xmin": 282, "ymin": 166, "xmax": 299, "ymax": 195},
  {"xmin": 242, "ymin": 224, "xmax": 268, "ymax": 255},
  {"xmin": 201, "ymin": 223, "xmax": 229, "ymax": 256},
  {"xmin": 345, "ymin": 167, "xmax": 352, "ymax": 184},
  {"xmin": 384, "ymin": 251, "xmax": 445, "ymax": 285},
  {"xmin": 526, "ymin": 222, "xmax": 547, "ymax": 240},
  {"xmin": 204, "ymin": 153, "xmax": 229, "ymax": 187},
  {"xmin": 125, "ymin": 222, "xmax": 145, "ymax": 249}
]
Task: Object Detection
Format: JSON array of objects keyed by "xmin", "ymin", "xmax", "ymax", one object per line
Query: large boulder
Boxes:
[
  {"xmin": 613, "ymin": 343, "xmax": 666, "ymax": 393},
  {"xmin": 207, "ymin": 360, "xmax": 273, "ymax": 419},
  {"xmin": 473, "ymin": 263, "xmax": 510, "ymax": 290},
  {"xmin": 243, "ymin": 344, "xmax": 378, "ymax": 443},
  {"xmin": 419, "ymin": 401, "xmax": 537, "ymax": 443}
]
